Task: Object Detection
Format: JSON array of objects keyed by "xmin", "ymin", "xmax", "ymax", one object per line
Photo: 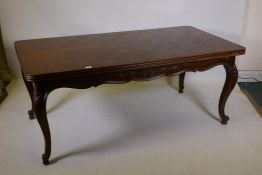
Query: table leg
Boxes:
[
  {"xmin": 22, "ymin": 71, "xmax": 36, "ymax": 120},
  {"xmin": 219, "ymin": 59, "xmax": 238, "ymax": 125},
  {"xmin": 33, "ymin": 88, "xmax": 51, "ymax": 165},
  {"xmin": 179, "ymin": 72, "xmax": 186, "ymax": 93}
]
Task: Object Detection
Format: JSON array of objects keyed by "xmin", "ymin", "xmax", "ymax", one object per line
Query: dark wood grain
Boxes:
[
  {"xmin": 15, "ymin": 26, "xmax": 246, "ymax": 165},
  {"xmin": 15, "ymin": 26, "xmax": 245, "ymax": 81}
]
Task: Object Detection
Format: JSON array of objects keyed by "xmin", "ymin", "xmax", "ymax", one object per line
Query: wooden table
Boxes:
[{"xmin": 15, "ymin": 26, "xmax": 245, "ymax": 165}]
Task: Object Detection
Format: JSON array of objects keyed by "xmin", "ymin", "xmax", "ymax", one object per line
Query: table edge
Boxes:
[{"xmin": 22, "ymin": 49, "xmax": 245, "ymax": 82}]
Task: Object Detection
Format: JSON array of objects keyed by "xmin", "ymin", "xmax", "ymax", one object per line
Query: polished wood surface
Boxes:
[
  {"xmin": 15, "ymin": 26, "xmax": 245, "ymax": 165},
  {"xmin": 15, "ymin": 26, "xmax": 244, "ymax": 81}
]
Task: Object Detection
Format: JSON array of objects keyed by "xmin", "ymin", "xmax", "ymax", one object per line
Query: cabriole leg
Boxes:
[
  {"xmin": 33, "ymin": 86, "xmax": 51, "ymax": 165},
  {"xmin": 179, "ymin": 72, "xmax": 186, "ymax": 93},
  {"xmin": 219, "ymin": 58, "xmax": 238, "ymax": 125}
]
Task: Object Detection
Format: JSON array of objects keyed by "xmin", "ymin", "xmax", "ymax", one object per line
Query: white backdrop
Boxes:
[
  {"xmin": 239, "ymin": 0, "xmax": 262, "ymax": 70},
  {"xmin": 0, "ymin": 0, "xmax": 245, "ymax": 77}
]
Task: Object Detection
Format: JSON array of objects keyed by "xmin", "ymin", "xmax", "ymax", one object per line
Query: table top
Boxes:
[{"xmin": 15, "ymin": 26, "xmax": 245, "ymax": 81}]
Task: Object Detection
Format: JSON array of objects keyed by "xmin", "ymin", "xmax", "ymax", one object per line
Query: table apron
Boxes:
[{"xmin": 31, "ymin": 57, "xmax": 235, "ymax": 92}]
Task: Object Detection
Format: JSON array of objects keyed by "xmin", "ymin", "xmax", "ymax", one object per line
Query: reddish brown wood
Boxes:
[
  {"xmin": 15, "ymin": 26, "xmax": 245, "ymax": 82},
  {"xmin": 15, "ymin": 26, "xmax": 246, "ymax": 165}
]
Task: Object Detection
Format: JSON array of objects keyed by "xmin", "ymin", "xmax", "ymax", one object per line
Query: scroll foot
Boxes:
[
  {"xmin": 42, "ymin": 154, "xmax": 50, "ymax": 165},
  {"xmin": 28, "ymin": 110, "xmax": 36, "ymax": 120},
  {"xmin": 220, "ymin": 116, "xmax": 229, "ymax": 125}
]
